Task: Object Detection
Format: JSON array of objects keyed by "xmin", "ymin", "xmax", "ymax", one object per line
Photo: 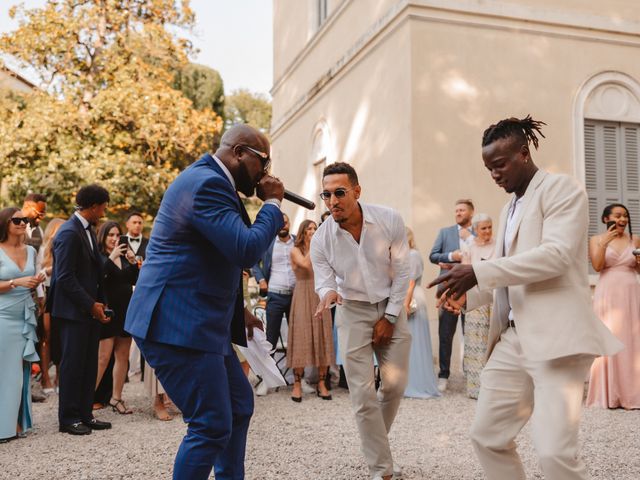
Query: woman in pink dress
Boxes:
[{"xmin": 586, "ymin": 203, "xmax": 640, "ymax": 409}]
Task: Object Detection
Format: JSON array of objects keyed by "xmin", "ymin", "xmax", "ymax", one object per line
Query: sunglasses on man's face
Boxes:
[
  {"xmin": 10, "ymin": 217, "xmax": 29, "ymax": 225},
  {"xmin": 319, "ymin": 188, "xmax": 352, "ymax": 200},
  {"xmin": 237, "ymin": 144, "xmax": 272, "ymax": 172}
]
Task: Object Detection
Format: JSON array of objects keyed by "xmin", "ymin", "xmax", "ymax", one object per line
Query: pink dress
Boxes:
[{"xmin": 586, "ymin": 244, "xmax": 640, "ymax": 409}]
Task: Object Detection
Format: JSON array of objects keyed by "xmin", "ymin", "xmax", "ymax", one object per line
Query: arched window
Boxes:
[
  {"xmin": 310, "ymin": 121, "xmax": 332, "ymax": 219},
  {"xmin": 575, "ymin": 72, "xmax": 640, "ymax": 238}
]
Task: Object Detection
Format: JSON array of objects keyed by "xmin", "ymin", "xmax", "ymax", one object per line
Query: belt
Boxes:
[
  {"xmin": 268, "ymin": 288, "xmax": 293, "ymax": 295},
  {"xmin": 508, "ymin": 319, "xmax": 516, "ymax": 329}
]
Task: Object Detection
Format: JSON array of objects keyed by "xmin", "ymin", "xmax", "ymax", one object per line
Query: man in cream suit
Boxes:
[{"xmin": 430, "ymin": 116, "xmax": 622, "ymax": 480}]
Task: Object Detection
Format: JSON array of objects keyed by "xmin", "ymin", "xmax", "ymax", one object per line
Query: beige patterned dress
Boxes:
[
  {"xmin": 286, "ymin": 250, "xmax": 334, "ymax": 369},
  {"xmin": 463, "ymin": 239, "xmax": 495, "ymax": 399}
]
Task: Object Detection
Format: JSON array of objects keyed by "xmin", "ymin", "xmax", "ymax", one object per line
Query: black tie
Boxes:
[
  {"xmin": 130, "ymin": 237, "xmax": 140, "ymax": 243},
  {"xmin": 231, "ymin": 193, "xmax": 252, "ymax": 347}
]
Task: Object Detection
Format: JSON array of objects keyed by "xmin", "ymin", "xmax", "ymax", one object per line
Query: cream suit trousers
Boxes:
[
  {"xmin": 470, "ymin": 327, "xmax": 595, "ymax": 480},
  {"xmin": 336, "ymin": 299, "xmax": 411, "ymax": 479}
]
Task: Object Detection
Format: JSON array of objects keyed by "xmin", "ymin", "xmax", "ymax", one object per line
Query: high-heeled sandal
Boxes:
[
  {"xmin": 109, "ymin": 398, "xmax": 133, "ymax": 414},
  {"xmin": 291, "ymin": 371, "xmax": 303, "ymax": 403},
  {"xmin": 317, "ymin": 373, "xmax": 332, "ymax": 400}
]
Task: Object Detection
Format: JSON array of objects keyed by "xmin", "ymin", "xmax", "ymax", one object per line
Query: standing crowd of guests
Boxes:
[{"xmin": 1, "ymin": 184, "xmax": 638, "ymax": 444}]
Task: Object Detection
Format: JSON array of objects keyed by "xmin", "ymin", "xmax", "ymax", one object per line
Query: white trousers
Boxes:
[
  {"xmin": 336, "ymin": 299, "xmax": 411, "ymax": 479},
  {"xmin": 470, "ymin": 327, "xmax": 595, "ymax": 480}
]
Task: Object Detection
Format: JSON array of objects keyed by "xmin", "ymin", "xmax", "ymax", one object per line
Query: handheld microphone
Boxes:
[{"xmin": 284, "ymin": 190, "xmax": 316, "ymax": 210}]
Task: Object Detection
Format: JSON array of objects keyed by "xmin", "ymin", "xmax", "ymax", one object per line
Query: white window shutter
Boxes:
[{"xmin": 622, "ymin": 124, "xmax": 640, "ymax": 234}]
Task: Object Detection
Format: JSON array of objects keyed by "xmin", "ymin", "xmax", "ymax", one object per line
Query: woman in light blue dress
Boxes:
[
  {"xmin": 0, "ymin": 207, "xmax": 45, "ymax": 442},
  {"xmin": 404, "ymin": 228, "xmax": 440, "ymax": 399}
]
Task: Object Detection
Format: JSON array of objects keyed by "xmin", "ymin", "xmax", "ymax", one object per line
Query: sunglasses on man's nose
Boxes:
[
  {"xmin": 10, "ymin": 217, "xmax": 29, "ymax": 225},
  {"xmin": 319, "ymin": 188, "xmax": 352, "ymax": 200}
]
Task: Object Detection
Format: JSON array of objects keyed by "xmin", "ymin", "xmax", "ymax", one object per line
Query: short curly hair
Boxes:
[{"xmin": 322, "ymin": 162, "xmax": 359, "ymax": 186}]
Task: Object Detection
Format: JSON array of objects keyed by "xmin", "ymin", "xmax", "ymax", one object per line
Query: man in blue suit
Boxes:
[
  {"xmin": 126, "ymin": 124, "xmax": 284, "ymax": 480},
  {"xmin": 429, "ymin": 199, "xmax": 474, "ymax": 392},
  {"xmin": 49, "ymin": 184, "xmax": 112, "ymax": 435}
]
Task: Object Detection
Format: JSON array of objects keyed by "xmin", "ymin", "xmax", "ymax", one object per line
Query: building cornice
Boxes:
[{"xmin": 271, "ymin": 0, "xmax": 640, "ymax": 139}]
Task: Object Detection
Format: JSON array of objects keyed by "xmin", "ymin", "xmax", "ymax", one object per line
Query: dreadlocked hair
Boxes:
[{"xmin": 482, "ymin": 115, "xmax": 547, "ymax": 150}]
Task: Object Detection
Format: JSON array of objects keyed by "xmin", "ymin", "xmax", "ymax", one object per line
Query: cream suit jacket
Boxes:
[{"xmin": 467, "ymin": 170, "xmax": 622, "ymax": 361}]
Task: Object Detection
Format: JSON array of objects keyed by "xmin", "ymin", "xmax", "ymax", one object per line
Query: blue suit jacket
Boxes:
[
  {"xmin": 429, "ymin": 225, "xmax": 461, "ymax": 274},
  {"xmin": 250, "ymin": 235, "xmax": 295, "ymax": 283},
  {"xmin": 48, "ymin": 215, "xmax": 105, "ymax": 322},
  {"xmin": 125, "ymin": 153, "xmax": 283, "ymax": 355}
]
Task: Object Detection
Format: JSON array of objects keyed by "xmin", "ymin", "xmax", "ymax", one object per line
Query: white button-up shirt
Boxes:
[
  {"xmin": 74, "ymin": 211, "xmax": 94, "ymax": 250},
  {"xmin": 504, "ymin": 195, "xmax": 524, "ymax": 321},
  {"xmin": 268, "ymin": 236, "xmax": 296, "ymax": 291},
  {"xmin": 310, "ymin": 203, "xmax": 410, "ymax": 316}
]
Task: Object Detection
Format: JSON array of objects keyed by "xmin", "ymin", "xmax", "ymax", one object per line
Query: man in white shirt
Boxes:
[
  {"xmin": 125, "ymin": 212, "xmax": 148, "ymax": 260},
  {"xmin": 312, "ymin": 162, "xmax": 410, "ymax": 480},
  {"xmin": 23, "ymin": 193, "xmax": 47, "ymax": 253},
  {"xmin": 251, "ymin": 214, "xmax": 301, "ymax": 395}
]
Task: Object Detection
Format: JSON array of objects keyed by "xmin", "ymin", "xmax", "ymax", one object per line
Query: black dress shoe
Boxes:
[
  {"xmin": 83, "ymin": 418, "xmax": 112, "ymax": 430},
  {"xmin": 59, "ymin": 423, "xmax": 91, "ymax": 435}
]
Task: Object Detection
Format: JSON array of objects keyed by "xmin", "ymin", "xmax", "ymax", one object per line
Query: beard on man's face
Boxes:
[{"xmin": 277, "ymin": 228, "xmax": 289, "ymax": 238}]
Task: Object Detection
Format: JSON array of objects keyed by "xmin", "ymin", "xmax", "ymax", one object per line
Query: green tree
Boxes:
[
  {"xmin": 174, "ymin": 63, "xmax": 225, "ymax": 115},
  {"xmin": 225, "ymin": 88, "xmax": 271, "ymax": 133},
  {"xmin": 0, "ymin": 0, "xmax": 222, "ymax": 216}
]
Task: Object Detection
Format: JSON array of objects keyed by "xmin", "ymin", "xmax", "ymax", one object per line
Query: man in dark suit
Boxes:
[
  {"xmin": 126, "ymin": 124, "xmax": 284, "ymax": 480},
  {"xmin": 125, "ymin": 211, "xmax": 148, "ymax": 260},
  {"xmin": 49, "ymin": 184, "xmax": 112, "ymax": 435},
  {"xmin": 429, "ymin": 199, "xmax": 474, "ymax": 392}
]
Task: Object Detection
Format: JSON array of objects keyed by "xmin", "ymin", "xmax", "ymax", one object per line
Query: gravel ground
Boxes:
[{"xmin": 1, "ymin": 374, "xmax": 638, "ymax": 480}]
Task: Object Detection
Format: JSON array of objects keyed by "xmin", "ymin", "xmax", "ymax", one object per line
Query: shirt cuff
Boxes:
[
  {"xmin": 448, "ymin": 252, "xmax": 453, "ymax": 262},
  {"xmin": 317, "ymin": 287, "xmax": 335, "ymax": 302},
  {"xmin": 385, "ymin": 301, "xmax": 402, "ymax": 317},
  {"xmin": 263, "ymin": 199, "xmax": 282, "ymax": 209}
]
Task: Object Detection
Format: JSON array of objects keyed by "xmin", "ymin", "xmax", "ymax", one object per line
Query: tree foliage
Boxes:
[
  {"xmin": 174, "ymin": 63, "xmax": 224, "ymax": 115},
  {"xmin": 225, "ymin": 88, "xmax": 271, "ymax": 133},
  {"xmin": 0, "ymin": 0, "xmax": 222, "ymax": 216}
]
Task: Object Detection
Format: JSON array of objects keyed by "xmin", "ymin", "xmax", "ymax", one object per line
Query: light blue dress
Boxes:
[
  {"xmin": 404, "ymin": 249, "xmax": 440, "ymax": 399},
  {"xmin": 0, "ymin": 246, "xmax": 39, "ymax": 440}
]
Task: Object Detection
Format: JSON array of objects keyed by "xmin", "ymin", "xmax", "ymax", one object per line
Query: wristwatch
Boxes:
[
  {"xmin": 9, "ymin": 279, "xmax": 16, "ymax": 289},
  {"xmin": 384, "ymin": 313, "xmax": 397, "ymax": 324}
]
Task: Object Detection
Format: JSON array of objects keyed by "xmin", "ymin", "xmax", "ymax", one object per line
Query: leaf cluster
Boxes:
[{"xmin": 0, "ymin": 0, "xmax": 221, "ymax": 216}]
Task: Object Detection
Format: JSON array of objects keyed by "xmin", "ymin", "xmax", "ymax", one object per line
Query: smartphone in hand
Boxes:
[{"xmin": 118, "ymin": 235, "xmax": 129, "ymax": 247}]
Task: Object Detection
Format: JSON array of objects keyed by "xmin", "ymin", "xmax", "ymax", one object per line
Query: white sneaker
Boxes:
[
  {"xmin": 437, "ymin": 378, "xmax": 448, "ymax": 392},
  {"xmin": 254, "ymin": 381, "xmax": 268, "ymax": 396},
  {"xmin": 301, "ymin": 379, "xmax": 315, "ymax": 394},
  {"xmin": 393, "ymin": 463, "xmax": 403, "ymax": 479}
]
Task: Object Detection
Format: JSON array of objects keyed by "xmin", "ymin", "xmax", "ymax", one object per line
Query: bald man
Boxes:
[{"xmin": 126, "ymin": 125, "xmax": 284, "ymax": 480}]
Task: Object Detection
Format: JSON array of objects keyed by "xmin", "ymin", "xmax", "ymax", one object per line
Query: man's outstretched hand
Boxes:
[
  {"xmin": 315, "ymin": 290, "xmax": 342, "ymax": 321},
  {"xmin": 427, "ymin": 264, "xmax": 478, "ymax": 301}
]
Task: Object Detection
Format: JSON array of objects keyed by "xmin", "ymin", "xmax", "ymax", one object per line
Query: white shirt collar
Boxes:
[
  {"xmin": 212, "ymin": 154, "xmax": 235, "ymax": 189},
  {"xmin": 74, "ymin": 211, "xmax": 90, "ymax": 229}
]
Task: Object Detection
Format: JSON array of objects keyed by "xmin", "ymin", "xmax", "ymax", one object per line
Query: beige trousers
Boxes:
[
  {"xmin": 336, "ymin": 299, "xmax": 411, "ymax": 479},
  {"xmin": 470, "ymin": 327, "xmax": 595, "ymax": 480}
]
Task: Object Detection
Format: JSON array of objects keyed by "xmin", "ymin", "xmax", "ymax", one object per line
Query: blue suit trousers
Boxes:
[{"xmin": 135, "ymin": 337, "xmax": 253, "ymax": 480}]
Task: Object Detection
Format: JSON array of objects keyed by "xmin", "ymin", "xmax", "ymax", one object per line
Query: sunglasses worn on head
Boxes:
[
  {"xmin": 11, "ymin": 217, "xmax": 29, "ymax": 225},
  {"xmin": 319, "ymin": 188, "xmax": 352, "ymax": 200}
]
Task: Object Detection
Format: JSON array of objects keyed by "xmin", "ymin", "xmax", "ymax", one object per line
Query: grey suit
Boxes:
[{"xmin": 429, "ymin": 224, "xmax": 468, "ymax": 378}]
